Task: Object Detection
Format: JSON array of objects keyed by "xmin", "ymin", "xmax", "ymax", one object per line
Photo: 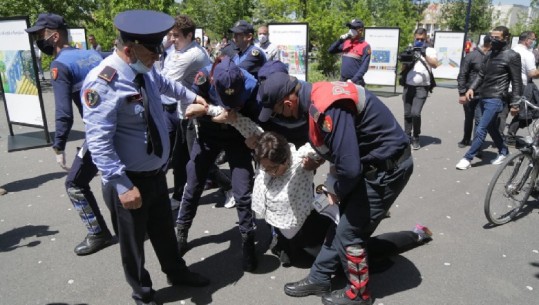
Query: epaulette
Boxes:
[{"xmin": 98, "ymin": 66, "xmax": 117, "ymax": 83}]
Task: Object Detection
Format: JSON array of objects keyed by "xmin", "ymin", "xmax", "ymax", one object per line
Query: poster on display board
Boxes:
[
  {"xmin": 0, "ymin": 16, "xmax": 50, "ymax": 151},
  {"xmin": 433, "ymin": 31, "xmax": 465, "ymax": 79},
  {"xmin": 68, "ymin": 28, "xmax": 87, "ymax": 49},
  {"xmin": 268, "ymin": 23, "xmax": 308, "ymax": 81},
  {"xmin": 363, "ymin": 27, "xmax": 400, "ymax": 87}
]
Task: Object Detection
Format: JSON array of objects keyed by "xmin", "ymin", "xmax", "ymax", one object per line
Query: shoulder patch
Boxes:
[
  {"xmin": 98, "ymin": 66, "xmax": 117, "ymax": 83},
  {"xmin": 194, "ymin": 71, "xmax": 207, "ymax": 86},
  {"xmin": 51, "ymin": 68, "xmax": 58, "ymax": 80},
  {"xmin": 251, "ymin": 49, "xmax": 260, "ymax": 57},
  {"xmin": 83, "ymin": 89, "xmax": 100, "ymax": 108},
  {"xmin": 321, "ymin": 116, "xmax": 333, "ymax": 132}
]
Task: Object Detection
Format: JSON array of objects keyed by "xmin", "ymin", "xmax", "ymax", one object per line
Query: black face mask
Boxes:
[
  {"xmin": 36, "ymin": 38, "xmax": 54, "ymax": 55},
  {"xmin": 490, "ymin": 38, "xmax": 507, "ymax": 51}
]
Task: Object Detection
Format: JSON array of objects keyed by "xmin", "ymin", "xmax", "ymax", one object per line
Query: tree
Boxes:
[
  {"xmin": 439, "ymin": 0, "xmax": 493, "ymax": 36},
  {"xmin": 0, "ymin": 0, "xmax": 96, "ymax": 27}
]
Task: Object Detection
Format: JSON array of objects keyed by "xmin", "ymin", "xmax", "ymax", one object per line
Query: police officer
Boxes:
[
  {"xmin": 229, "ymin": 20, "xmax": 267, "ymax": 79},
  {"xmin": 82, "ymin": 10, "xmax": 209, "ymax": 305},
  {"xmin": 25, "ymin": 13, "xmax": 114, "ymax": 256},
  {"xmin": 176, "ymin": 57, "xmax": 259, "ymax": 271},
  {"xmin": 328, "ymin": 19, "xmax": 371, "ymax": 86},
  {"xmin": 257, "ymin": 73, "xmax": 413, "ymax": 305}
]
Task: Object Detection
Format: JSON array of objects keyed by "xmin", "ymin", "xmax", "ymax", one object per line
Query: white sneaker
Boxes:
[
  {"xmin": 224, "ymin": 190, "xmax": 236, "ymax": 208},
  {"xmin": 456, "ymin": 158, "xmax": 471, "ymax": 170},
  {"xmin": 491, "ymin": 154, "xmax": 508, "ymax": 165}
]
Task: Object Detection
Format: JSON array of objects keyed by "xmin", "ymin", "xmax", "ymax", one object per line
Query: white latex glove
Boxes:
[
  {"xmin": 55, "ymin": 151, "xmax": 70, "ymax": 171},
  {"xmin": 340, "ymin": 33, "xmax": 351, "ymax": 40}
]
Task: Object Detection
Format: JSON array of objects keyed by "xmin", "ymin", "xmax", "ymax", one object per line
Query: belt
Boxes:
[
  {"xmin": 364, "ymin": 146, "xmax": 411, "ymax": 174},
  {"xmin": 126, "ymin": 169, "xmax": 163, "ymax": 178}
]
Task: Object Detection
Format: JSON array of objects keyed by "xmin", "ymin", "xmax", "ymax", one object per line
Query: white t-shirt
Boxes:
[
  {"xmin": 406, "ymin": 47, "xmax": 437, "ymax": 86},
  {"xmin": 513, "ymin": 43, "xmax": 536, "ymax": 84}
]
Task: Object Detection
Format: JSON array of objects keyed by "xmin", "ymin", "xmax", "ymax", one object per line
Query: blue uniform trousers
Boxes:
[
  {"xmin": 102, "ymin": 171, "xmax": 188, "ymax": 303},
  {"xmin": 65, "ymin": 145, "xmax": 112, "ymax": 235},
  {"xmin": 309, "ymin": 155, "xmax": 414, "ymax": 284},
  {"xmin": 176, "ymin": 123, "xmax": 255, "ymax": 234}
]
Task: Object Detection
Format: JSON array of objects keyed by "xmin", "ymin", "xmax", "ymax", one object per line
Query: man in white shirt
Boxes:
[
  {"xmin": 255, "ymin": 25, "xmax": 279, "ymax": 61},
  {"xmin": 507, "ymin": 31, "xmax": 539, "ymax": 145},
  {"xmin": 160, "ymin": 15, "xmax": 212, "ymax": 209},
  {"xmin": 402, "ymin": 28, "xmax": 438, "ymax": 150}
]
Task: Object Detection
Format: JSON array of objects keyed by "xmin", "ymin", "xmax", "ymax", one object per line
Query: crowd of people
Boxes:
[{"xmin": 12, "ymin": 7, "xmax": 534, "ymax": 305}]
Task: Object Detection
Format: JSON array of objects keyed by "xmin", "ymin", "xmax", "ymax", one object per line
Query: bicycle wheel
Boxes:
[{"xmin": 484, "ymin": 152, "xmax": 537, "ymax": 225}]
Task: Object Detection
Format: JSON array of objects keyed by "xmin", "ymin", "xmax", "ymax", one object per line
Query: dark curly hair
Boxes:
[
  {"xmin": 173, "ymin": 15, "xmax": 196, "ymax": 41},
  {"xmin": 254, "ymin": 132, "xmax": 291, "ymax": 165}
]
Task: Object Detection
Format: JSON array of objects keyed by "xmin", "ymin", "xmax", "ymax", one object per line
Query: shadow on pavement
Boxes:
[
  {"xmin": 417, "ymin": 135, "xmax": 442, "ymax": 148},
  {"xmin": 156, "ymin": 226, "xmax": 280, "ymax": 304},
  {"xmin": 0, "ymin": 224, "xmax": 59, "ymax": 252},
  {"xmin": 370, "ymin": 255, "xmax": 422, "ymax": 298},
  {"xmin": 1, "ymin": 172, "xmax": 66, "ymax": 193}
]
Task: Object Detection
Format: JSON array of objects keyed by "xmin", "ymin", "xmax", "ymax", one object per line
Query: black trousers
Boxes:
[{"xmin": 102, "ymin": 171, "xmax": 187, "ymax": 303}]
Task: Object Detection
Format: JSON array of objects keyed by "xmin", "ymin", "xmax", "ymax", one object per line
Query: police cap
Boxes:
[
  {"xmin": 25, "ymin": 13, "xmax": 67, "ymax": 33},
  {"xmin": 114, "ymin": 10, "xmax": 174, "ymax": 54},
  {"xmin": 346, "ymin": 19, "xmax": 364, "ymax": 29},
  {"xmin": 229, "ymin": 20, "xmax": 254, "ymax": 34},
  {"xmin": 256, "ymin": 60, "xmax": 289, "ymax": 101},
  {"xmin": 258, "ymin": 72, "xmax": 299, "ymax": 122},
  {"xmin": 213, "ymin": 57, "xmax": 245, "ymax": 109}
]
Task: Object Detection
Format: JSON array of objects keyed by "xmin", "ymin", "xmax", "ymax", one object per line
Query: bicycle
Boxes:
[{"xmin": 484, "ymin": 97, "xmax": 539, "ymax": 225}]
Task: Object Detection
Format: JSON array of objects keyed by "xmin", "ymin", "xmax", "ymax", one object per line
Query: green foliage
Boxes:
[
  {"xmin": 0, "ymin": 0, "xmax": 96, "ymax": 26},
  {"xmin": 439, "ymin": 0, "xmax": 493, "ymax": 37}
]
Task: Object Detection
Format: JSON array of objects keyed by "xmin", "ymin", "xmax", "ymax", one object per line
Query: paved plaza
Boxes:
[{"xmin": 1, "ymin": 80, "xmax": 538, "ymax": 305}]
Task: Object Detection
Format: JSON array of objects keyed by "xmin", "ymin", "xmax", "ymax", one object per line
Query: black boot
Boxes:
[
  {"xmin": 176, "ymin": 224, "xmax": 189, "ymax": 257},
  {"xmin": 241, "ymin": 231, "xmax": 257, "ymax": 272},
  {"xmin": 74, "ymin": 230, "xmax": 115, "ymax": 256}
]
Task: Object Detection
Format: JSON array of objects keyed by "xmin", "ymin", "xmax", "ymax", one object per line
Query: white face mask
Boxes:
[
  {"xmin": 348, "ymin": 29, "xmax": 359, "ymax": 38},
  {"xmin": 258, "ymin": 34, "xmax": 268, "ymax": 44},
  {"xmin": 129, "ymin": 49, "xmax": 151, "ymax": 74}
]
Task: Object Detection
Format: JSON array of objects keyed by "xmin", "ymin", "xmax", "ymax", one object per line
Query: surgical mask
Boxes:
[
  {"xmin": 414, "ymin": 39, "xmax": 425, "ymax": 48},
  {"xmin": 129, "ymin": 50, "xmax": 151, "ymax": 74},
  {"xmin": 491, "ymin": 38, "xmax": 507, "ymax": 51},
  {"xmin": 348, "ymin": 29, "xmax": 359, "ymax": 38},
  {"xmin": 36, "ymin": 33, "xmax": 55, "ymax": 56},
  {"xmin": 258, "ymin": 34, "xmax": 268, "ymax": 44},
  {"xmin": 530, "ymin": 40, "xmax": 537, "ymax": 50}
]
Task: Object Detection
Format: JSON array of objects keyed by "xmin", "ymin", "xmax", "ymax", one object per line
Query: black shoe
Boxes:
[
  {"xmin": 284, "ymin": 277, "xmax": 331, "ymax": 297},
  {"xmin": 176, "ymin": 224, "xmax": 189, "ymax": 257},
  {"xmin": 322, "ymin": 288, "xmax": 372, "ymax": 305},
  {"xmin": 74, "ymin": 231, "xmax": 115, "ymax": 256},
  {"xmin": 457, "ymin": 140, "xmax": 470, "ymax": 148},
  {"xmin": 411, "ymin": 137, "xmax": 420, "ymax": 150},
  {"xmin": 167, "ymin": 269, "xmax": 210, "ymax": 287}
]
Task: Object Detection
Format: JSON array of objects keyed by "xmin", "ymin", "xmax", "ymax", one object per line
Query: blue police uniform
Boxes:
[
  {"xmin": 25, "ymin": 12, "xmax": 114, "ymax": 255},
  {"xmin": 258, "ymin": 74, "xmax": 413, "ymax": 304},
  {"xmin": 53, "ymin": 48, "xmax": 116, "ymax": 255},
  {"xmin": 328, "ymin": 37, "xmax": 371, "ymax": 86},
  {"xmin": 82, "ymin": 10, "xmax": 208, "ymax": 304},
  {"xmin": 232, "ymin": 43, "xmax": 267, "ymax": 79},
  {"xmin": 176, "ymin": 58, "xmax": 259, "ymax": 271}
]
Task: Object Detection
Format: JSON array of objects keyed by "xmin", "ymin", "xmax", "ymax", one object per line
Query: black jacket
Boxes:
[
  {"xmin": 469, "ymin": 46, "xmax": 523, "ymax": 103},
  {"xmin": 457, "ymin": 48, "xmax": 487, "ymax": 96}
]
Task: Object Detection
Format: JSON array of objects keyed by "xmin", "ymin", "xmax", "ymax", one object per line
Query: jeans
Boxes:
[
  {"xmin": 464, "ymin": 98, "xmax": 509, "ymax": 160},
  {"xmin": 403, "ymin": 86, "xmax": 428, "ymax": 138}
]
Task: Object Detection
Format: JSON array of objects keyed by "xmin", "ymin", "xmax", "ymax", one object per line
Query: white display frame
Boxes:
[
  {"xmin": 363, "ymin": 27, "xmax": 400, "ymax": 87},
  {"xmin": 268, "ymin": 23, "xmax": 309, "ymax": 81},
  {"xmin": 433, "ymin": 31, "xmax": 466, "ymax": 80},
  {"xmin": 68, "ymin": 28, "xmax": 87, "ymax": 50},
  {"xmin": 0, "ymin": 16, "xmax": 51, "ymax": 151}
]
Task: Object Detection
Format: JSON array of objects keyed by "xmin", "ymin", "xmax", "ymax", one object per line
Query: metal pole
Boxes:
[{"xmin": 463, "ymin": 0, "xmax": 472, "ymax": 57}]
